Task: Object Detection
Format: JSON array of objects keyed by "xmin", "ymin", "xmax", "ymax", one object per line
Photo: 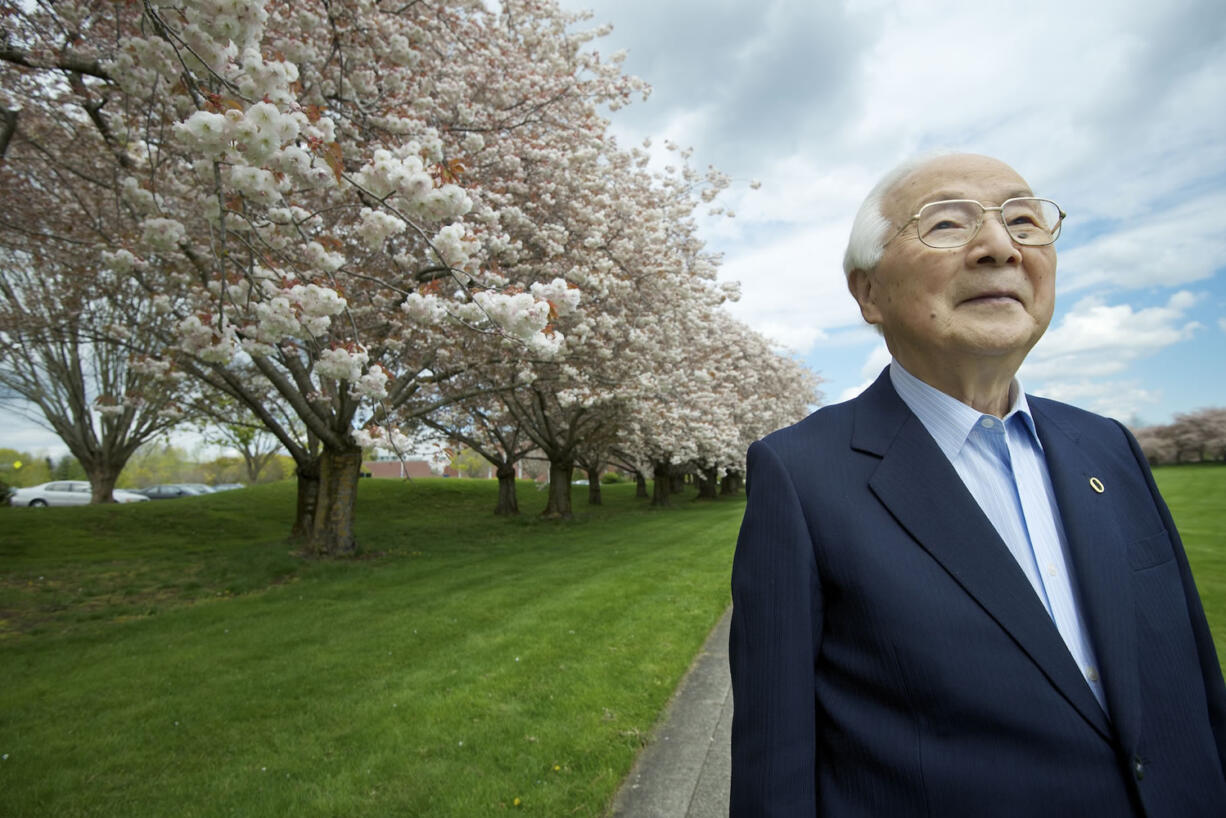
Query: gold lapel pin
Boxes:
[{"xmin": 1089, "ymin": 477, "xmax": 1105, "ymax": 494}]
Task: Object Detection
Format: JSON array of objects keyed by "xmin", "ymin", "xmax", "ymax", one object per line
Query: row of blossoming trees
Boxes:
[
  {"xmin": 0, "ymin": 0, "xmax": 820, "ymax": 556},
  {"xmin": 1132, "ymin": 409, "xmax": 1226, "ymax": 466}
]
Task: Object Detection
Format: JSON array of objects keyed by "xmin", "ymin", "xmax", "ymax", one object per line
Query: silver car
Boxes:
[{"xmin": 10, "ymin": 480, "xmax": 150, "ymax": 507}]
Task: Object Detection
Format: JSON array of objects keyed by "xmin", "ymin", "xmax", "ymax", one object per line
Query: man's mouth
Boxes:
[{"xmin": 961, "ymin": 291, "xmax": 1021, "ymax": 305}]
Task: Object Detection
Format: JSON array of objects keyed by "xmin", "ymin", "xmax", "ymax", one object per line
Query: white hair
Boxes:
[{"xmin": 842, "ymin": 152, "xmax": 950, "ymax": 278}]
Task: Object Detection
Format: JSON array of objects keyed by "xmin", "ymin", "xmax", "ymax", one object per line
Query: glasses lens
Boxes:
[
  {"xmin": 915, "ymin": 200, "xmax": 983, "ymax": 248},
  {"xmin": 1002, "ymin": 198, "xmax": 1062, "ymax": 245}
]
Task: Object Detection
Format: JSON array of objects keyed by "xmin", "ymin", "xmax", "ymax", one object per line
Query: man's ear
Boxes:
[{"xmin": 847, "ymin": 268, "xmax": 883, "ymax": 326}]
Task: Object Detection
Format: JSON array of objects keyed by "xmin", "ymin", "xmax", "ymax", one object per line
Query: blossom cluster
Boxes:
[
  {"xmin": 354, "ymin": 149, "xmax": 473, "ymax": 222},
  {"xmin": 177, "ymin": 314, "xmax": 236, "ymax": 363},
  {"xmin": 315, "ymin": 345, "xmax": 368, "ymax": 384},
  {"xmin": 352, "ymin": 423, "xmax": 415, "ymax": 453},
  {"xmin": 529, "ymin": 278, "xmax": 582, "ymax": 318},
  {"xmin": 468, "ymin": 291, "xmax": 555, "ymax": 344}
]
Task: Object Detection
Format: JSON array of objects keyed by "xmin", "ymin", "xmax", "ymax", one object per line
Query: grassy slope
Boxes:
[
  {"xmin": 1155, "ymin": 464, "xmax": 1226, "ymax": 657},
  {"xmin": 0, "ymin": 466, "xmax": 1222, "ymax": 816},
  {"xmin": 0, "ymin": 480, "xmax": 742, "ymax": 817}
]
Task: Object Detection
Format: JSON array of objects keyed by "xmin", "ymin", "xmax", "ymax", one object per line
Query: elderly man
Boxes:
[{"xmin": 729, "ymin": 154, "xmax": 1226, "ymax": 817}]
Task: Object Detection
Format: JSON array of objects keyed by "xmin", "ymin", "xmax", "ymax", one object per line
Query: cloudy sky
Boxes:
[
  {"xmin": 5, "ymin": 0, "xmax": 1224, "ymax": 459},
  {"xmin": 560, "ymin": 0, "xmax": 1226, "ymax": 424}
]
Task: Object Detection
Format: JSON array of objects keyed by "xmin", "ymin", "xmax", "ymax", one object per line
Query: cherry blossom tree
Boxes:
[
  {"xmin": 192, "ymin": 396, "xmax": 285, "ymax": 484},
  {"xmin": 1, "ymin": 0, "xmax": 646, "ymax": 552},
  {"xmin": 2, "ymin": 0, "xmax": 823, "ymax": 538},
  {"xmin": 615, "ymin": 287, "xmax": 820, "ymax": 507},
  {"xmin": 0, "ymin": 266, "xmax": 188, "ymax": 502},
  {"xmin": 0, "ymin": 137, "xmax": 190, "ymax": 504},
  {"xmin": 1133, "ymin": 408, "xmax": 1226, "ymax": 465},
  {"xmin": 424, "ymin": 398, "xmax": 535, "ymax": 515}
]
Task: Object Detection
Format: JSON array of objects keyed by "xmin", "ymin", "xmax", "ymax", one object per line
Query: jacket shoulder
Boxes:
[
  {"xmin": 1027, "ymin": 394, "xmax": 1133, "ymax": 442},
  {"xmin": 754, "ymin": 399, "xmax": 857, "ymax": 468}
]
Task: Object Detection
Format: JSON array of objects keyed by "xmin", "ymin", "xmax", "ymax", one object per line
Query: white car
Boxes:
[{"xmin": 10, "ymin": 480, "xmax": 150, "ymax": 507}]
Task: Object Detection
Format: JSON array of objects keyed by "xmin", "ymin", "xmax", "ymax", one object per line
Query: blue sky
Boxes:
[
  {"xmin": 558, "ymin": 0, "xmax": 1226, "ymax": 426},
  {"xmin": 5, "ymin": 0, "xmax": 1225, "ymax": 459}
]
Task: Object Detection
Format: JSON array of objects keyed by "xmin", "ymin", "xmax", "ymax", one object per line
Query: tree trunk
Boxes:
[
  {"xmin": 292, "ymin": 457, "xmax": 321, "ymax": 542},
  {"xmin": 305, "ymin": 445, "xmax": 363, "ymax": 557},
  {"xmin": 242, "ymin": 448, "xmax": 275, "ymax": 483},
  {"xmin": 494, "ymin": 463, "xmax": 519, "ymax": 516},
  {"xmin": 651, "ymin": 460, "xmax": 671, "ymax": 508},
  {"xmin": 670, "ymin": 471, "xmax": 686, "ymax": 494},
  {"xmin": 696, "ymin": 466, "xmax": 719, "ymax": 500},
  {"xmin": 635, "ymin": 471, "xmax": 648, "ymax": 498},
  {"xmin": 721, "ymin": 470, "xmax": 743, "ymax": 495},
  {"xmin": 85, "ymin": 461, "xmax": 122, "ymax": 503},
  {"xmin": 587, "ymin": 469, "xmax": 603, "ymax": 505},
  {"xmin": 541, "ymin": 459, "xmax": 574, "ymax": 519}
]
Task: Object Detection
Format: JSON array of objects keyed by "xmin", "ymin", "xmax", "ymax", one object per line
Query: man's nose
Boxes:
[{"xmin": 972, "ymin": 214, "xmax": 1020, "ymax": 266}]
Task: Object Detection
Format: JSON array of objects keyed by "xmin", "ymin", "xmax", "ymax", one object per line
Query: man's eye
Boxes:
[
  {"xmin": 929, "ymin": 219, "xmax": 963, "ymax": 231},
  {"xmin": 1009, "ymin": 214, "xmax": 1040, "ymax": 227}
]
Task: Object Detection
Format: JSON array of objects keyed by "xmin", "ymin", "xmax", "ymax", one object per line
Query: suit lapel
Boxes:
[
  {"xmin": 1031, "ymin": 401, "xmax": 1141, "ymax": 751},
  {"xmin": 852, "ymin": 371, "xmax": 1112, "ymax": 739}
]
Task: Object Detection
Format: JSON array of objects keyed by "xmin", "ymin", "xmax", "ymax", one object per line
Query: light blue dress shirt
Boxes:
[{"xmin": 889, "ymin": 360, "xmax": 1109, "ymax": 713}]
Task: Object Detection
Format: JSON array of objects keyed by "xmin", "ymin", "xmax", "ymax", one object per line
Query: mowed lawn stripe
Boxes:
[
  {"xmin": 1, "ymin": 479, "xmax": 741, "ymax": 817},
  {"xmin": 1155, "ymin": 464, "xmax": 1226, "ymax": 657}
]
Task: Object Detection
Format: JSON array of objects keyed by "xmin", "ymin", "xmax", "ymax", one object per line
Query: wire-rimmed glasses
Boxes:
[{"xmin": 890, "ymin": 197, "xmax": 1066, "ymax": 249}]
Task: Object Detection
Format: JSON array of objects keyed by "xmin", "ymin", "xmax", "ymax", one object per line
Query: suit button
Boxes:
[{"xmin": 1133, "ymin": 756, "xmax": 1144, "ymax": 780}]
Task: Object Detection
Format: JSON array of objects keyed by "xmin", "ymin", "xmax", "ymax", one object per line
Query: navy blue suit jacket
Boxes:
[{"xmin": 729, "ymin": 369, "xmax": 1226, "ymax": 817}]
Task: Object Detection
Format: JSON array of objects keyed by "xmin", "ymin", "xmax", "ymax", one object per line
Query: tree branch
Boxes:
[{"xmin": 0, "ymin": 44, "xmax": 111, "ymax": 81}]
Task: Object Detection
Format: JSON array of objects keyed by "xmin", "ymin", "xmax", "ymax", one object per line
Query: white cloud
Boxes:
[
  {"xmin": 719, "ymin": 222, "xmax": 865, "ymax": 353},
  {"xmin": 1056, "ymin": 192, "xmax": 1226, "ymax": 293},
  {"xmin": 1026, "ymin": 378, "xmax": 1162, "ymax": 424},
  {"xmin": 1023, "ymin": 291, "xmax": 1203, "ymax": 380}
]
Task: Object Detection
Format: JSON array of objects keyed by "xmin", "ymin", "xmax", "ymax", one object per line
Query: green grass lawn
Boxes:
[
  {"xmin": 1155, "ymin": 464, "xmax": 1226, "ymax": 657},
  {"xmin": 0, "ymin": 479, "xmax": 743, "ymax": 817},
  {"xmin": 0, "ymin": 466, "xmax": 1222, "ymax": 817}
]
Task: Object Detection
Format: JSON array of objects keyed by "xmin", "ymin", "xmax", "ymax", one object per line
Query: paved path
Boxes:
[{"xmin": 606, "ymin": 607, "xmax": 732, "ymax": 818}]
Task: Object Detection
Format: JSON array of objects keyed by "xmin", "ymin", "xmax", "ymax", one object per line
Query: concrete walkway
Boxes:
[{"xmin": 606, "ymin": 607, "xmax": 733, "ymax": 818}]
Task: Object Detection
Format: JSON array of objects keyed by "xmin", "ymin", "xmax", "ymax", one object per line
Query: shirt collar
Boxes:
[{"xmin": 888, "ymin": 358, "xmax": 1039, "ymax": 461}]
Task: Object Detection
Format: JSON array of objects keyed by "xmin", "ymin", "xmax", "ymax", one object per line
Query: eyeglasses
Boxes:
[{"xmin": 889, "ymin": 197, "xmax": 1067, "ymax": 249}]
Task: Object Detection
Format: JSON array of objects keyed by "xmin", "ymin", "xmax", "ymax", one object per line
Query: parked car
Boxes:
[
  {"xmin": 177, "ymin": 483, "xmax": 217, "ymax": 494},
  {"xmin": 133, "ymin": 484, "xmax": 209, "ymax": 500},
  {"xmin": 10, "ymin": 480, "xmax": 150, "ymax": 507},
  {"xmin": 212, "ymin": 483, "xmax": 246, "ymax": 491}
]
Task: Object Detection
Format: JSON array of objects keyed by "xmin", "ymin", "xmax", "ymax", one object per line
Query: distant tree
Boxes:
[
  {"xmin": 1133, "ymin": 426, "xmax": 1177, "ymax": 466},
  {"xmin": 0, "ymin": 449, "xmax": 53, "ymax": 487},
  {"xmin": 117, "ymin": 443, "xmax": 197, "ymax": 487},
  {"xmin": 425, "ymin": 399, "xmax": 534, "ymax": 515},
  {"xmin": 448, "ymin": 447, "xmax": 492, "ymax": 479},
  {"xmin": 1175, "ymin": 409, "xmax": 1226, "ymax": 462},
  {"xmin": 51, "ymin": 455, "xmax": 88, "ymax": 481},
  {"xmin": 1131, "ymin": 408, "xmax": 1226, "ymax": 466},
  {"xmin": 0, "ymin": 256, "xmax": 189, "ymax": 502},
  {"xmin": 194, "ymin": 400, "xmax": 285, "ymax": 483}
]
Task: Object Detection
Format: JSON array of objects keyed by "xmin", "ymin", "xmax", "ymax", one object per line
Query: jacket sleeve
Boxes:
[
  {"xmin": 1117, "ymin": 419, "xmax": 1226, "ymax": 779},
  {"xmin": 729, "ymin": 439, "xmax": 823, "ymax": 816}
]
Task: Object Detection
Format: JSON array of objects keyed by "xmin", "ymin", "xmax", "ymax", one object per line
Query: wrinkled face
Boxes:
[{"xmin": 849, "ymin": 154, "xmax": 1057, "ymax": 378}]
